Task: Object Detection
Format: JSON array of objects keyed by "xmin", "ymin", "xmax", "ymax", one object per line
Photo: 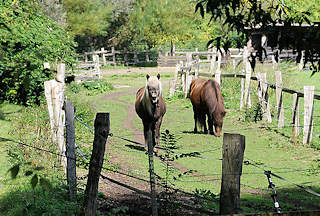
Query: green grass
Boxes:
[
  {"xmin": 93, "ymin": 68, "xmax": 320, "ymax": 214},
  {"xmin": 1, "ymin": 65, "xmax": 319, "ymax": 215}
]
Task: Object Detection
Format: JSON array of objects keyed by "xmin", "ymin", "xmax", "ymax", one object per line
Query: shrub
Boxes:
[{"xmin": 0, "ymin": 0, "xmax": 77, "ymax": 105}]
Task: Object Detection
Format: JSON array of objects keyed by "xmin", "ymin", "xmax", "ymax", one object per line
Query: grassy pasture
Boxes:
[
  {"xmin": 0, "ymin": 61, "xmax": 319, "ymax": 215},
  {"xmin": 94, "ymin": 63, "xmax": 320, "ymax": 213}
]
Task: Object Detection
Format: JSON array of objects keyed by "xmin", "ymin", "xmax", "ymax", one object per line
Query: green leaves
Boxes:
[
  {"xmin": 8, "ymin": 163, "xmax": 52, "ymax": 191},
  {"xmin": 8, "ymin": 164, "xmax": 20, "ymax": 179},
  {"xmin": 0, "ymin": 1, "xmax": 76, "ymax": 105}
]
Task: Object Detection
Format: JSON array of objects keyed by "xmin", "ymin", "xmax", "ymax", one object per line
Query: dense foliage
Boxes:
[{"xmin": 0, "ymin": 0, "xmax": 76, "ymax": 105}]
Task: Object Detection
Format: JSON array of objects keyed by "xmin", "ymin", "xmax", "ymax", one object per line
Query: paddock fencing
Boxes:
[
  {"xmin": 39, "ymin": 60, "xmax": 320, "ymax": 215},
  {"xmin": 169, "ymin": 46, "xmax": 319, "ymax": 146}
]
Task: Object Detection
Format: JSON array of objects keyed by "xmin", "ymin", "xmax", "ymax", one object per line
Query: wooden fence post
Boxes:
[
  {"xmin": 243, "ymin": 47, "xmax": 252, "ymax": 109},
  {"xmin": 303, "ymin": 86, "xmax": 314, "ymax": 145},
  {"xmin": 220, "ymin": 133, "xmax": 245, "ymax": 215},
  {"xmin": 101, "ymin": 47, "xmax": 107, "ymax": 66},
  {"xmin": 146, "ymin": 52, "xmax": 150, "ymax": 62},
  {"xmin": 184, "ymin": 64, "xmax": 191, "ymax": 99},
  {"xmin": 292, "ymin": 93, "xmax": 300, "ymax": 144},
  {"xmin": 209, "ymin": 48, "xmax": 216, "ymax": 74},
  {"xmin": 112, "ymin": 47, "xmax": 116, "ymax": 65},
  {"xmin": 275, "ymin": 70, "xmax": 284, "ymax": 128},
  {"xmin": 56, "ymin": 63, "xmax": 66, "ymax": 168},
  {"xmin": 299, "ymin": 51, "xmax": 304, "ymax": 70},
  {"xmin": 261, "ymin": 73, "xmax": 272, "ymax": 123},
  {"xmin": 82, "ymin": 113, "xmax": 110, "ymax": 216},
  {"xmin": 169, "ymin": 62, "xmax": 181, "ymax": 97},
  {"xmin": 240, "ymin": 70, "xmax": 245, "ymax": 110},
  {"xmin": 93, "ymin": 55, "xmax": 101, "ymax": 79},
  {"xmin": 65, "ymin": 100, "xmax": 77, "ymax": 200},
  {"xmin": 146, "ymin": 130, "xmax": 158, "ymax": 216}
]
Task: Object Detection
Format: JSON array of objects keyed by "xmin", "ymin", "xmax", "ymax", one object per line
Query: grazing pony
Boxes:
[
  {"xmin": 135, "ymin": 74, "xmax": 166, "ymax": 150},
  {"xmin": 189, "ymin": 78, "xmax": 226, "ymax": 136}
]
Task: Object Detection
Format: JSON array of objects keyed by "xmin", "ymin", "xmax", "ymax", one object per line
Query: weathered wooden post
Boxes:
[
  {"xmin": 146, "ymin": 130, "xmax": 158, "ymax": 216},
  {"xmin": 169, "ymin": 62, "xmax": 181, "ymax": 97},
  {"xmin": 243, "ymin": 47, "xmax": 252, "ymax": 109},
  {"xmin": 303, "ymin": 86, "xmax": 314, "ymax": 144},
  {"xmin": 261, "ymin": 73, "xmax": 272, "ymax": 123},
  {"xmin": 209, "ymin": 48, "xmax": 216, "ymax": 74},
  {"xmin": 292, "ymin": 93, "xmax": 300, "ymax": 144},
  {"xmin": 240, "ymin": 70, "xmax": 245, "ymax": 110},
  {"xmin": 220, "ymin": 133, "xmax": 245, "ymax": 215},
  {"xmin": 101, "ymin": 47, "xmax": 107, "ymax": 66},
  {"xmin": 111, "ymin": 47, "xmax": 116, "ymax": 66},
  {"xmin": 184, "ymin": 63, "xmax": 191, "ymax": 99},
  {"xmin": 93, "ymin": 55, "xmax": 101, "ymax": 79},
  {"xmin": 275, "ymin": 70, "xmax": 284, "ymax": 128},
  {"xmin": 64, "ymin": 100, "xmax": 77, "ymax": 199},
  {"xmin": 298, "ymin": 51, "xmax": 304, "ymax": 70},
  {"xmin": 82, "ymin": 113, "xmax": 110, "ymax": 216}
]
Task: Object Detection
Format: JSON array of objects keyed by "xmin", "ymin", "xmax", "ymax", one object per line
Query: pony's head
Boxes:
[{"xmin": 145, "ymin": 74, "xmax": 162, "ymax": 104}]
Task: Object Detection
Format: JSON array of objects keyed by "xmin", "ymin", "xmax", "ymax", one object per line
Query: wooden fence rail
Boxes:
[{"xmin": 170, "ymin": 47, "xmax": 319, "ymax": 145}]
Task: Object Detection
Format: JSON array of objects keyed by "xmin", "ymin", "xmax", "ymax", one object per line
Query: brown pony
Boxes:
[
  {"xmin": 189, "ymin": 78, "xmax": 226, "ymax": 136},
  {"xmin": 135, "ymin": 74, "xmax": 166, "ymax": 150}
]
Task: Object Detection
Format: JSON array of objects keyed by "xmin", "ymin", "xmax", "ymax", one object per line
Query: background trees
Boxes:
[{"xmin": 0, "ymin": 0, "xmax": 76, "ymax": 105}]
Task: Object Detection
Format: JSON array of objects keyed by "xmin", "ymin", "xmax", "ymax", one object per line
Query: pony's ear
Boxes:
[
  {"xmin": 157, "ymin": 73, "xmax": 160, "ymax": 80},
  {"xmin": 146, "ymin": 74, "xmax": 150, "ymax": 80}
]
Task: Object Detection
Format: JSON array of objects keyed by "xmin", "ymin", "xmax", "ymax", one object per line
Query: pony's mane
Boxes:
[{"xmin": 142, "ymin": 75, "xmax": 162, "ymax": 116}]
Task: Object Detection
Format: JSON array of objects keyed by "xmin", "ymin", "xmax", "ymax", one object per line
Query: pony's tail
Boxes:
[{"xmin": 197, "ymin": 113, "xmax": 206, "ymax": 131}]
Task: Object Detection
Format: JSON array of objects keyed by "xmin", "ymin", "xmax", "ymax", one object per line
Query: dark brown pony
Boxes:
[
  {"xmin": 189, "ymin": 78, "xmax": 226, "ymax": 136},
  {"xmin": 135, "ymin": 74, "xmax": 166, "ymax": 150}
]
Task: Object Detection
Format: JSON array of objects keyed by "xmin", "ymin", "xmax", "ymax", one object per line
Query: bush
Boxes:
[{"xmin": 0, "ymin": 0, "xmax": 77, "ymax": 105}]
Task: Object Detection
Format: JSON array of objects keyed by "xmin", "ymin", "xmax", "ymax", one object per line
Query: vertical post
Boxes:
[
  {"xmin": 44, "ymin": 80, "xmax": 56, "ymax": 142},
  {"xmin": 216, "ymin": 50, "xmax": 222, "ymax": 85},
  {"xmin": 85, "ymin": 53, "xmax": 88, "ymax": 63},
  {"xmin": 292, "ymin": 93, "xmax": 299, "ymax": 144},
  {"xmin": 261, "ymin": 73, "xmax": 272, "ymax": 123},
  {"xmin": 243, "ymin": 47, "xmax": 252, "ymax": 109},
  {"xmin": 298, "ymin": 51, "xmax": 304, "ymax": 70},
  {"xmin": 184, "ymin": 64, "xmax": 190, "ymax": 99},
  {"xmin": 93, "ymin": 55, "xmax": 101, "ymax": 79},
  {"xmin": 275, "ymin": 70, "xmax": 284, "ymax": 128},
  {"xmin": 240, "ymin": 71, "xmax": 245, "ymax": 110},
  {"xmin": 210, "ymin": 48, "xmax": 216, "ymax": 74},
  {"xmin": 146, "ymin": 130, "xmax": 158, "ymax": 216},
  {"xmin": 65, "ymin": 100, "xmax": 77, "ymax": 200},
  {"xmin": 169, "ymin": 63, "xmax": 181, "ymax": 97},
  {"xmin": 83, "ymin": 113, "xmax": 110, "ymax": 216},
  {"xmin": 195, "ymin": 55, "xmax": 200, "ymax": 78},
  {"xmin": 56, "ymin": 63, "xmax": 66, "ymax": 168},
  {"xmin": 303, "ymin": 86, "xmax": 314, "ymax": 144},
  {"xmin": 112, "ymin": 47, "xmax": 116, "ymax": 66},
  {"xmin": 101, "ymin": 47, "xmax": 106, "ymax": 66},
  {"xmin": 220, "ymin": 133, "xmax": 246, "ymax": 215}
]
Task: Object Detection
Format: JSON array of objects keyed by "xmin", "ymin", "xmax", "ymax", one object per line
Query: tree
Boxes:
[
  {"xmin": 0, "ymin": 0, "xmax": 76, "ymax": 105},
  {"xmin": 63, "ymin": 0, "xmax": 114, "ymax": 52},
  {"xmin": 195, "ymin": 0, "xmax": 320, "ymax": 72}
]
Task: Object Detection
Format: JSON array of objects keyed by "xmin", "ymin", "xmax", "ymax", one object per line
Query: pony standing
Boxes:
[
  {"xmin": 135, "ymin": 74, "xmax": 166, "ymax": 150},
  {"xmin": 189, "ymin": 78, "xmax": 226, "ymax": 136}
]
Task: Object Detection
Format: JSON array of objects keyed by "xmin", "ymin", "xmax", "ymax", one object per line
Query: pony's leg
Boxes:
[
  {"xmin": 203, "ymin": 114, "xmax": 208, "ymax": 134},
  {"xmin": 207, "ymin": 115, "xmax": 214, "ymax": 135},
  {"xmin": 155, "ymin": 117, "xmax": 163, "ymax": 147},
  {"xmin": 193, "ymin": 107, "xmax": 198, "ymax": 133}
]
